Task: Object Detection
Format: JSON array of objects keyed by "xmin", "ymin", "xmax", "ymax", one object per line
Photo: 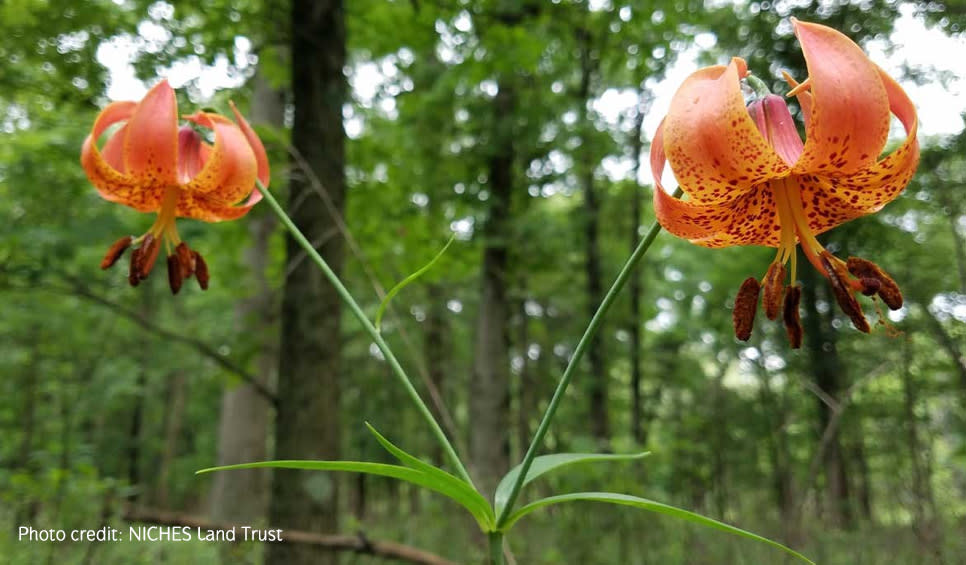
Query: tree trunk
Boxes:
[
  {"xmin": 470, "ymin": 82, "xmax": 514, "ymax": 498},
  {"xmin": 756, "ymin": 359, "xmax": 798, "ymax": 543},
  {"xmin": 850, "ymin": 429, "xmax": 873, "ymax": 522},
  {"xmin": 157, "ymin": 370, "xmax": 186, "ymax": 509},
  {"xmin": 801, "ymin": 270, "xmax": 853, "ymax": 529},
  {"xmin": 921, "ymin": 305, "xmax": 966, "ymax": 401},
  {"xmin": 938, "ymin": 192, "xmax": 966, "ymax": 293},
  {"xmin": 900, "ymin": 337, "xmax": 941, "ymax": 555},
  {"xmin": 628, "ymin": 92, "xmax": 646, "ymax": 445},
  {"xmin": 14, "ymin": 329, "xmax": 40, "ymax": 526},
  {"xmin": 576, "ymin": 24, "xmax": 609, "ymax": 445},
  {"xmin": 515, "ymin": 293, "xmax": 535, "ymax": 461},
  {"xmin": 267, "ymin": 2, "xmax": 345, "ymax": 564},
  {"xmin": 425, "ymin": 282, "xmax": 449, "ymax": 465},
  {"xmin": 209, "ymin": 73, "xmax": 283, "ymax": 528},
  {"xmin": 708, "ymin": 367, "xmax": 728, "ymax": 519},
  {"xmin": 127, "ymin": 290, "xmax": 153, "ymax": 504}
]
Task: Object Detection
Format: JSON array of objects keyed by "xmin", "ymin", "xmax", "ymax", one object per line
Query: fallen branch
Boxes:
[{"xmin": 123, "ymin": 507, "xmax": 459, "ymax": 565}]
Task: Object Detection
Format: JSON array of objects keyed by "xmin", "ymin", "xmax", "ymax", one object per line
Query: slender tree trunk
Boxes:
[
  {"xmin": 921, "ymin": 305, "xmax": 966, "ymax": 400},
  {"xmin": 470, "ymin": 82, "xmax": 514, "ymax": 498},
  {"xmin": 127, "ymin": 370, "xmax": 145, "ymax": 499},
  {"xmin": 851, "ymin": 430, "xmax": 874, "ymax": 522},
  {"xmin": 900, "ymin": 338, "xmax": 941, "ymax": 556},
  {"xmin": 950, "ymin": 214, "xmax": 966, "ymax": 294},
  {"xmin": 628, "ymin": 92, "xmax": 646, "ymax": 445},
  {"xmin": 515, "ymin": 294, "xmax": 535, "ymax": 461},
  {"xmin": 708, "ymin": 367, "xmax": 728, "ymax": 519},
  {"xmin": 157, "ymin": 370, "xmax": 186, "ymax": 509},
  {"xmin": 209, "ymin": 73, "xmax": 283, "ymax": 528},
  {"xmin": 938, "ymin": 193, "xmax": 966, "ymax": 293},
  {"xmin": 127, "ymin": 290, "xmax": 153, "ymax": 504},
  {"xmin": 756, "ymin": 361, "xmax": 798, "ymax": 543},
  {"xmin": 576, "ymin": 24, "xmax": 609, "ymax": 445},
  {"xmin": 350, "ymin": 474, "xmax": 366, "ymax": 521},
  {"xmin": 267, "ymin": 3, "xmax": 345, "ymax": 564},
  {"xmin": 425, "ymin": 282, "xmax": 449, "ymax": 466},
  {"xmin": 14, "ymin": 330, "xmax": 39, "ymax": 527},
  {"xmin": 801, "ymin": 270, "xmax": 853, "ymax": 529}
]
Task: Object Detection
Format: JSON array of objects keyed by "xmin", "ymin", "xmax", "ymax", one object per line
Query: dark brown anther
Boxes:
[
  {"xmin": 822, "ymin": 255, "xmax": 870, "ymax": 333},
  {"xmin": 175, "ymin": 242, "xmax": 195, "ymax": 279},
  {"xmin": 100, "ymin": 236, "xmax": 133, "ymax": 269},
  {"xmin": 128, "ymin": 246, "xmax": 144, "ymax": 286},
  {"xmin": 138, "ymin": 234, "xmax": 161, "ymax": 279},
  {"xmin": 762, "ymin": 262, "xmax": 786, "ymax": 320},
  {"xmin": 167, "ymin": 254, "xmax": 183, "ymax": 295},
  {"xmin": 858, "ymin": 277, "xmax": 880, "ymax": 296},
  {"xmin": 733, "ymin": 277, "xmax": 761, "ymax": 341},
  {"xmin": 847, "ymin": 257, "xmax": 903, "ymax": 310},
  {"xmin": 782, "ymin": 284, "xmax": 803, "ymax": 349},
  {"xmin": 193, "ymin": 251, "xmax": 209, "ymax": 290}
]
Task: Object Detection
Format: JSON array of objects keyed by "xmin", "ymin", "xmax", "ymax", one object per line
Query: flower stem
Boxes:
[
  {"xmin": 488, "ymin": 532, "xmax": 504, "ymax": 564},
  {"xmin": 254, "ymin": 180, "xmax": 475, "ymax": 488},
  {"xmin": 494, "ymin": 187, "xmax": 682, "ymax": 529}
]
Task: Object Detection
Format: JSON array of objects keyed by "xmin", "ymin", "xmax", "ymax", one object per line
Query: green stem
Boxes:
[
  {"xmin": 494, "ymin": 187, "xmax": 682, "ymax": 529},
  {"xmin": 488, "ymin": 532, "xmax": 504, "ymax": 565},
  {"xmin": 254, "ymin": 180, "xmax": 475, "ymax": 488}
]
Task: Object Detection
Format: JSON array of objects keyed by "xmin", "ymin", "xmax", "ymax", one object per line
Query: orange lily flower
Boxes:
[
  {"xmin": 81, "ymin": 79, "xmax": 270, "ymax": 293},
  {"xmin": 651, "ymin": 19, "xmax": 919, "ymax": 347}
]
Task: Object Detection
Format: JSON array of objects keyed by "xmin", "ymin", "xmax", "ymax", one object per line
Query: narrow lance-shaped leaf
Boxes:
[
  {"xmin": 365, "ymin": 423, "xmax": 495, "ymax": 527},
  {"xmin": 494, "ymin": 452, "xmax": 649, "ymax": 515},
  {"xmin": 197, "ymin": 460, "xmax": 493, "ymax": 531},
  {"xmin": 374, "ymin": 235, "xmax": 455, "ymax": 332},
  {"xmin": 502, "ymin": 492, "xmax": 814, "ymax": 564}
]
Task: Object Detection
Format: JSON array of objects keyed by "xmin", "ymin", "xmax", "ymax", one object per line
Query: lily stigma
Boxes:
[{"xmin": 651, "ymin": 19, "xmax": 919, "ymax": 347}]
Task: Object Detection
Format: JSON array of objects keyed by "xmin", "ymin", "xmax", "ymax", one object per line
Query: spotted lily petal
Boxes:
[
  {"xmin": 122, "ymin": 80, "xmax": 179, "ymax": 186},
  {"xmin": 230, "ymin": 101, "xmax": 270, "ymax": 188},
  {"xmin": 101, "ymin": 124, "xmax": 128, "ymax": 173},
  {"xmin": 795, "ymin": 66, "xmax": 919, "ymax": 236},
  {"xmin": 663, "ymin": 57, "xmax": 789, "ymax": 205},
  {"xmin": 820, "ymin": 66, "xmax": 919, "ymax": 210},
  {"xmin": 792, "ymin": 19, "xmax": 890, "ymax": 176},
  {"xmin": 653, "ymin": 121, "xmax": 782, "ymax": 248},
  {"xmin": 81, "ymin": 100, "xmax": 164, "ymax": 211},
  {"xmin": 177, "ymin": 191, "xmax": 261, "ymax": 222},
  {"xmin": 181, "ymin": 112, "xmax": 258, "ymax": 206}
]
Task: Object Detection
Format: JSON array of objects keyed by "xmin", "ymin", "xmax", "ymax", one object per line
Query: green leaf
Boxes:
[
  {"xmin": 374, "ymin": 235, "xmax": 455, "ymax": 332},
  {"xmin": 365, "ymin": 423, "xmax": 494, "ymax": 526},
  {"xmin": 197, "ymin": 460, "xmax": 493, "ymax": 530},
  {"xmin": 494, "ymin": 452, "xmax": 649, "ymax": 516},
  {"xmin": 503, "ymin": 492, "xmax": 814, "ymax": 564}
]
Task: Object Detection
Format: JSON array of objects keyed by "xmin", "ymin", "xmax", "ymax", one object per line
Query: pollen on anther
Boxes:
[
  {"xmin": 782, "ymin": 285, "xmax": 803, "ymax": 349},
  {"xmin": 101, "ymin": 235, "xmax": 133, "ymax": 270},
  {"xmin": 733, "ymin": 277, "xmax": 761, "ymax": 341},
  {"xmin": 762, "ymin": 262, "xmax": 786, "ymax": 321}
]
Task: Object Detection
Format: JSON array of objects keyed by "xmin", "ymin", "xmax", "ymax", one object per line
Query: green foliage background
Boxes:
[{"xmin": 2, "ymin": 0, "xmax": 966, "ymax": 563}]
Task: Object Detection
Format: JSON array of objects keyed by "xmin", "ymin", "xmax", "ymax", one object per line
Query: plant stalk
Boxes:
[
  {"xmin": 494, "ymin": 187, "xmax": 682, "ymax": 528},
  {"xmin": 254, "ymin": 180, "xmax": 475, "ymax": 488},
  {"xmin": 488, "ymin": 532, "xmax": 504, "ymax": 565}
]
